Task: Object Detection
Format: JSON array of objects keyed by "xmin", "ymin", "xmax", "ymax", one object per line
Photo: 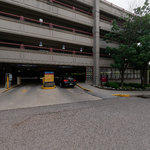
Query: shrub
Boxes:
[
  {"xmin": 124, "ymin": 83, "xmax": 142, "ymax": 88},
  {"xmin": 105, "ymin": 82, "xmax": 120, "ymax": 89},
  {"xmin": 104, "ymin": 82, "xmax": 150, "ymax": 90}
]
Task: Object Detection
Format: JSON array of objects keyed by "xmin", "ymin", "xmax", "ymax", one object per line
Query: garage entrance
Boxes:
[
  {"xmin": 0, "ymin": 63, "xmax": 86, "ymax": 87},
  {"xmin": 0, "ymin": 64, "xmax": 100, "ymax": 111}
]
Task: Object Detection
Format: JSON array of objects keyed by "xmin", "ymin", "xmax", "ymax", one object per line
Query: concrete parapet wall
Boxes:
[
  {"xmin": 100, "ymin": 39, "xmax": 118, "ymax": 49},
  {"xmin": 0, "ymin": 47, "xmax": 113, "ymax": 67},
  {"xmin": 0, "ymin": 0, "xmax": 93, "ymax": 26},
  {"xmin": 100, "ymin": 0, "xmax": 128, "ymax": 18},
  {"xmin": 77, "ymin": 0, "xmax": 130, "ymax": 18},
  {"xmin": 0, "ymin": 17, "xmax": 92, "ymax": 47},
  {"xmin": 100, "ymin": 21, "xmax": 112, "ymax": 31},
  {"xmin": 0, "ymin": 0, "xmax": 130, "ymax": 28},
  {"xmin": 0, "ymin": 17, "xmax": 118, "ymax": 48}
]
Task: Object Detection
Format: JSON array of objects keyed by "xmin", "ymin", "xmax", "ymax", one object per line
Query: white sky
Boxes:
[{"xmin": 106, "ymin": 0, "xmax": 146, "ymax": 12}]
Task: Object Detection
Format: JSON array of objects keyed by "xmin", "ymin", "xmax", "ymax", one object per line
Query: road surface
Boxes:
[
  {"xmin": 0, "ymin": 84, "xmax": 100, "ymax": 110},
  {"xmin": 0, "ymin": 97, "xmax": 150, "ymax": 149}
]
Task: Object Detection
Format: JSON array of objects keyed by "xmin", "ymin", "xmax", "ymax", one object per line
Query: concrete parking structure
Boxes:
[{"xmin": 0, "ymin": 0, "xmax": 141, "ymax": 87}]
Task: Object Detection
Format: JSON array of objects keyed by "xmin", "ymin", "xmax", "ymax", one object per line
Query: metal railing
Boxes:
[
  {"xmin": 0, "ymin": 10, "xmax": 92, "ymax": 36},
  {"xmin": 0, "ymin": 41, "xmax": 93, "ymax": 56},
  {"xmin": 0, "ymin": 41, "xmax": 111, "ymax": 58},
  {"xmin": 50, "ymin": 0, "xmax": 93, "ymax": 16}
]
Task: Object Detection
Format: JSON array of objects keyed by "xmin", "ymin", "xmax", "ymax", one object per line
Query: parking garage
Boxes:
[{"xmin": 0, "ymin": 0, "xmax": 132, "ymax": 89}]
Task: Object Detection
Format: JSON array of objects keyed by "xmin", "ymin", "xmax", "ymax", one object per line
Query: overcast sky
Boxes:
[{"xmin": 106, "ymin": 0, "xmax": 146, "ymax": 12}]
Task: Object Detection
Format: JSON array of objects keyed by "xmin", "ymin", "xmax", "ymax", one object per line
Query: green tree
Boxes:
[
  {"xmin": 130, "ymin": 35, "xmax": 150, "ymax": 86},
  {"xmin": 105, "ymin": 0, "xmax": 150, "ymax": 86},
  {"xmin": 107, "ymin": 45, "xmax": 134, "ymax": 87},
  {"xmin": 129, "ymin": 0, "xmax": 150, "ymax": 86}
]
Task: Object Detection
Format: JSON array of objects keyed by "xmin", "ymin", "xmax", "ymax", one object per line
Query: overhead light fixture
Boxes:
[
  {"xmin": 39, "ymin": 41, "xmax": 43, "ymax": 47},
  {"xmin": 39, "ymin": 18, "xmax": 43, "ymax": 23},
  {"xmin": 80, "ymin": 48, "xmax": 83, "ymax": 52},
  {"xmin": 62, "ymin": 45, "xmax": 65, "ymax": 50}
]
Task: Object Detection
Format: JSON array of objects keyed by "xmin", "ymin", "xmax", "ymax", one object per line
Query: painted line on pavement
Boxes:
[{"xmin": 112, "ymin": 94, "xmax": 130, "ymax": 97}]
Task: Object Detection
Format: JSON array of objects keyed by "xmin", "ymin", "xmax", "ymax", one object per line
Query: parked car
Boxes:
[{"xmin": 56, "ymin": 76, "xmax": 77, "ymax": 88}]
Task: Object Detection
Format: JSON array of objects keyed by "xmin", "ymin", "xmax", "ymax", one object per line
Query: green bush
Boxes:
[
  {"xmin": 104, "ymin": 82, "xmax": 150, "ymax": 90},
  {"xmin": 105, "ymin": 82, "xmax": 120, "ymax": 89},
  {"xmin": 124, "ymin": 83, "xmax": 142, "ymax": 88},
  {"xmin": 145, "ymin": 84, "xmax": 150, "ymax": 87}
]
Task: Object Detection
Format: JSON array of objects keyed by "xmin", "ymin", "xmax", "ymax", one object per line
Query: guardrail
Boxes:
[
  {"xmin": 50, "ymin": 0, "xmax": 93, "ymax": 16},
  {"xmin": 100, "ymin": 15, "xmax": 123, "ymax": 26},
  {"xmin": 0, "ymin": 10, "xmax": 92, "ymax": 36},
  {"xmin": 0, "ymin": 10, "xmax": 122, "ymax": 36},
  {"xmin": 0, "ymin": 41, "xmax": 111, "ymax": 58},
  {"xmin": 100, "ymin": 15, "xmax": 113, "ymax": 23},
  {"xmin": 0, "ymin": 41, "xmax": 93, "ymax": 56},
  {"xmin": 50, "ymin": 0, "xmax": 132, "ymax": 17},
  {"xmin": 49, "ymin": 0, "xmax": 123, "ymax": 25}
]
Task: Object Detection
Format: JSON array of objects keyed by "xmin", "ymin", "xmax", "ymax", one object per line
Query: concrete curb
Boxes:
[
  {"xmin": 0, "ymin": 84, "xmax": 20, "ymax": 95},
  {"xmin": 76, "ymin": 84, "xmax": 91, "ymax": 92}
]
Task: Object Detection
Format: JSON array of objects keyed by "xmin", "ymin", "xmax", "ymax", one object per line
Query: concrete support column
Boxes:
[
  {"xmin": 93, "ymin": 0, "xmax": 100, "ymax": 86},
  {"xmin": 17, "ymin": 77, "xmax": 21, "ymax": 85},
  {"xmin": 86, "ymin": 66, "xmax": 93, "ymax": 84}
]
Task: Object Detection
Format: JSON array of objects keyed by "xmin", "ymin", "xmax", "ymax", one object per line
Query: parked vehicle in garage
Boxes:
[{"xmin": 55, "ymin": 76, "xmax": 77, "ymax": 88}]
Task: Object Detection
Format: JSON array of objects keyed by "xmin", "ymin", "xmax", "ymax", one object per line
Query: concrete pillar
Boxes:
[
  {"xmin": 93, "ymin": 0, "xmax": 100, "ymax": 86},
  {"xmin": 86, "ymin": 66, "xmax": 93, "ymax": 84},
  {"xmin": 17, "ymin": 77, "xmax": 21, "ymax": 85}
]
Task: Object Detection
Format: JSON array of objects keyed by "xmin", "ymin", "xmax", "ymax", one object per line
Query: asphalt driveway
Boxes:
[
  {"xmin": 0, "ymin": 84, "xmax": 100, "ymax": 110},
  {"xmin": 0, "ymin": 97, "xmax": 150, "ymax": 149}
]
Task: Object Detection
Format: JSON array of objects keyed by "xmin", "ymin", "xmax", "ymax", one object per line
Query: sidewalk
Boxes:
[{"xmin": 79, "ymin": 83, "xmax": 150, "ymax": 99}]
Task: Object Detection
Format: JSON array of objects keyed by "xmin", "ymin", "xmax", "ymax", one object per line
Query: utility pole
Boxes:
[{"xmin": 93, "ymin": 0, "xmax": 100, "ymax": 86}]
